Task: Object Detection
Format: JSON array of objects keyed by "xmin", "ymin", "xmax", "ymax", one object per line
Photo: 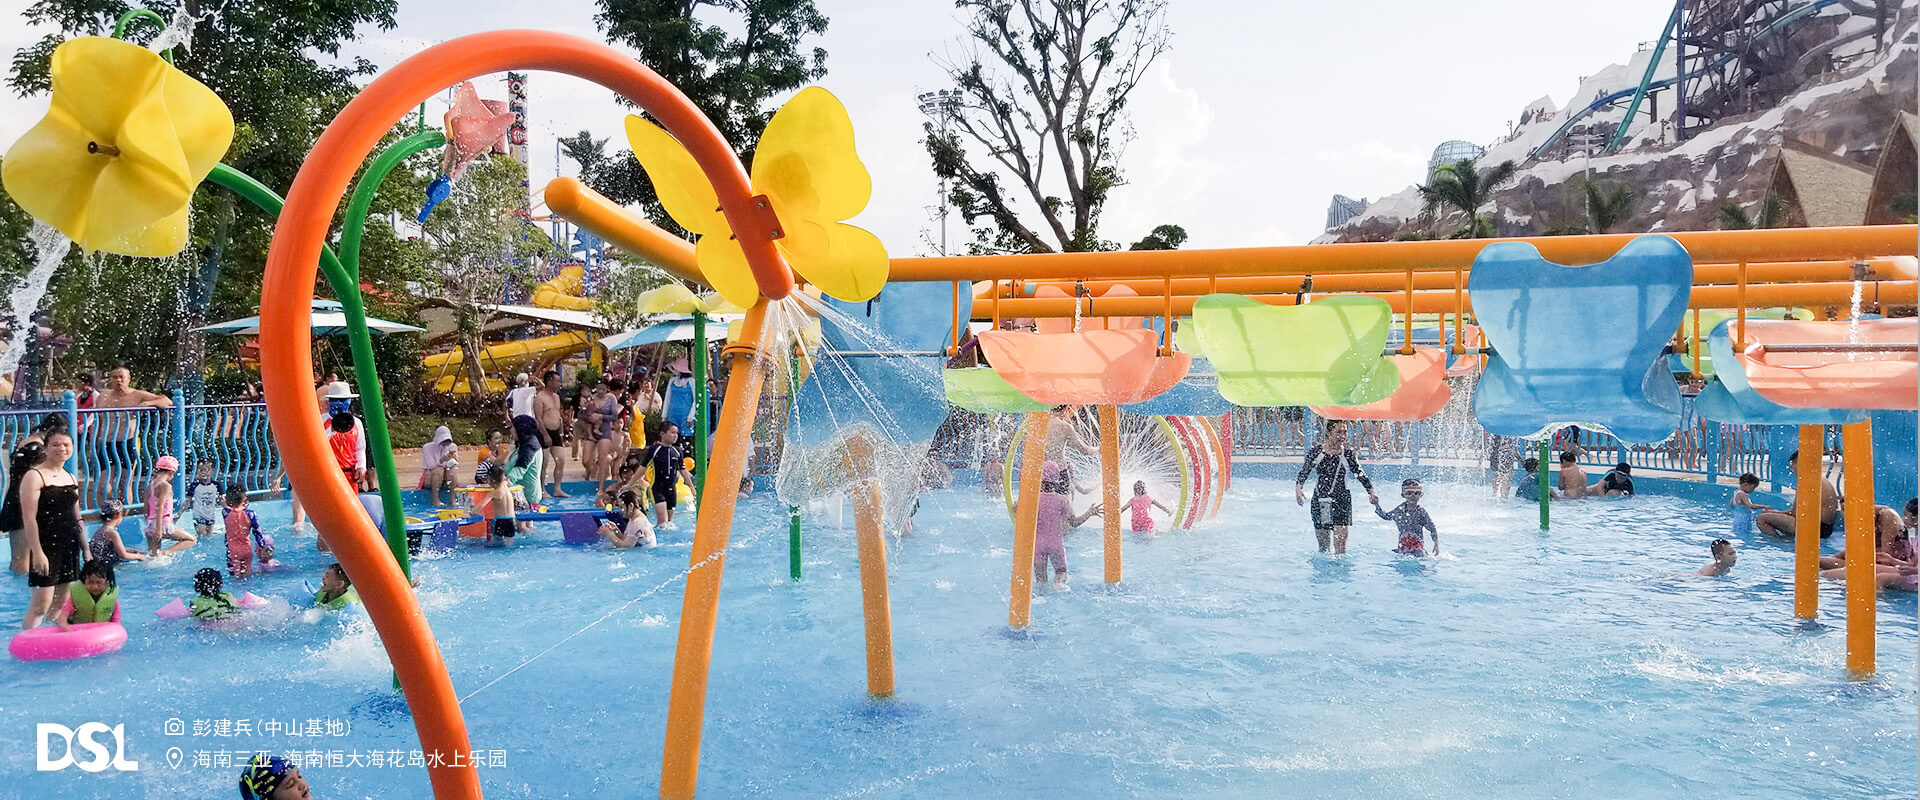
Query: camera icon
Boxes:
[{"xmin": 163, "ymin": 718, "xmax": 185, "ymax": 736}]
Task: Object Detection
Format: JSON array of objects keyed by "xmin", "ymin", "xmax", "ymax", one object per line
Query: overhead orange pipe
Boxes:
[
  {"xmin": 895, "ymin": 225, "xmax": 1915, "ymax": 282},
  {"xmin": 1842, "ymin": 420, "xmax": 1876, "ymax": 678},
  {"xmin": 845, "ymin": 433, "xmax": 896, "ymax": 697},
  {"xmin": 1099, "ymin": 405, "xmax": 1122, "ymax": 584},
  {"xmin": 998, "ymin": 260, "xmax": 1908, "ymax": 302},
  {"xmin": 260, "ymin": 28, "xmax": 801, "ymax": 799},
  {"xmin": 660, "ymin": 298, "xmax": 770, "ymax": 799},
  {"xmin": 544, "ymin": 177, "xmax": 702, "ymax": 284},
  {"xmin": 1009, "ymin": 413, "xmax": 1049, "ymax": 628},
  {"xmin": 981, "ymin": 281, "xmax": 1918, "ymax": 318},
  {"xmin": 1793, "ymin": 427, "xmax": 1823, "ymax": 620}
]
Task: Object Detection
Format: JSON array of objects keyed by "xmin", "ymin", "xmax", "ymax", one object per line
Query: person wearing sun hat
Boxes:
[
  {"xmin": 322, "ymin": 383, "xmax": 371, "ymax": 491},
  {"xmin": 238, "ymin": 753, "xmax": 311, "ymax": 799},
  {"xmin": 142, "ymin": 454, "xmax": 196, "ymax": 556}
]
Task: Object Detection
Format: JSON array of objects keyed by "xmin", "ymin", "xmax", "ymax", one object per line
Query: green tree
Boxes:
[
  {"xmin": 1128, "ymin": 224, "xmax": 1188, "ymax": 251},
  {"xmin": 926, "ymin": 0, "xmax": 1179, "ymax": 254},
  {"xmin": 418, "ymin": 157, "xmax": 550, "ymax": 398},
  {"xmin": 11, "ymin": 0, "xmax": 402, "ymax": 400},
  {"xmin": 587, "ymin": 0, "xmax": 830, "ymax": 226},
  {"xmin": 1579, "ymin": 180, "xmax": 1635, "ymax": 233},
  {"xmin": 1416, "ymin": 158, "xmax": 1518, "ymax": 239},
  {"xmin": 1717, "ymin": 196, "xmax": 1786, "ymax": 230}
]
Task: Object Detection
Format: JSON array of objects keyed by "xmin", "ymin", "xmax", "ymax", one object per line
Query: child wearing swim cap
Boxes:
[
  {"xmin": 239, "ymin": 753, "xmax": 310, "ymax": 799},
  {"xmin": 190, "ymin": 567, "xmax": 238, "ymax": 620},
  {"xmin": 143, "ymin": 454, "xmax": 197, "ymax": 556},
  {"xmin": 1034, "ymin": 461, "xmax": 1100, "ymax": 590}
]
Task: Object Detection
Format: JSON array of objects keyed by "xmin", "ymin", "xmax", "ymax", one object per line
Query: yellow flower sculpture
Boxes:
[
  {"xmin": 625, "ymin": 87, "xmax": 887, "ymax": 309},
  {"xmin": 2, "ymin": 37, "xmax": 233, "ymax": 257}
]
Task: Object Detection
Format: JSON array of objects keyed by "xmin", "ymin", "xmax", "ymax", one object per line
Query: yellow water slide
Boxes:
[{"xmin": 425, "ymin": 265, "xmax": 597, "ymax": 393}]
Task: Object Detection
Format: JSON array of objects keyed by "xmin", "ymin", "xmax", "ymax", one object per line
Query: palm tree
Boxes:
[
  {"xmin": 1718, "ymin": 196, "xmax": 1785, "ymax": 229},
  {"xmin": 1417, "ymin": 159, "xmax": 1518, "ymax": 238},
  {"xmin": 1580, "ymin": 180, "xmax": 1636, "ymax": 233}
]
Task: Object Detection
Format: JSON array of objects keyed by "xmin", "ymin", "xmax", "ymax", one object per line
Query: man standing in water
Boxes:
[
  {"xmin": 535, "ymin": 370, "xmax": 571, "ymax": 498},
  {"xmin": 1295, "ymin": 420, "xmax": 1378, "ymax": 554},
  {"xmin": 90, "ymin": 366, "xmax": 172, "ymax": 505}
]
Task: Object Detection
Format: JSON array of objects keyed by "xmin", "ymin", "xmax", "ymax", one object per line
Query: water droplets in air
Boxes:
[
  {"xmin": 0, "ymin": 222, "xmax": 74, "ymax": 375},
  {"xmin": 147, "ymin": 5, "xmax": 197, "ymax": 56}
]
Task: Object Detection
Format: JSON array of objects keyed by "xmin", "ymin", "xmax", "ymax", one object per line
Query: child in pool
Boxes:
[
  {"xmin": 144, "ymin": 455, "xmax": 197, "ymax": 555},
  {"xmin": 58, "ymin": 559, "xmax": 120, "ymax": 630},
  {"xmin": 188, "ymin": 460, "xmax": 223, "ymax": 540},
  {"xmin": 1514, "ymin": 457, "xmax": 1547, "ymax": 502},
  {"xmin": 327, "ymin": 412, "xmax": 362, "ymax": 486},
  {"xmin": 238, "ymin": 753, "xmax": 309, "ymax": 800},
  {"xmin": 484, "ymin": 465, "xmax": 517, "ymax": 547},
  {"xmin": 190, "ymin": 567, "xmax": 239, "ymax": 620},
  {"xmin": 313, "ymin": 563, "xmax": 357, "ymax": 610},
  {"xmin": 1697, "ymin": 539, "xmax": 1737, "ymax": 576},
  {"xmin": 87, "ymin": 500, "xmax": 148, "ymax": 567},
  {"xmin": 1035, "ymin": 462, "xmax": 1100, "ymax": 590},
  {"xmin": 1372, "ymin": 478, "xmax": 1439, "ymax": 556},
  {"xmin": 223, "ymin": 485, "xmax": 277, "ymax": 577},
  {"xmin": 1126, "ymin": 480, "xmax": 1170, "ymax": 534},
  {"xmin": 1727, "ymin": 473, "xmax": 1773, "ymax": 536},
  {"xmin": 599, "ymin": 490, "xmax": 656, "ymax": 549}
]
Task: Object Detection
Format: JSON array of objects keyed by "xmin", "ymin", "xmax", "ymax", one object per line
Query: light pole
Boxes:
[{"xmin": 917, "ymin": 89, "xmax": 962, "ymax": 256}]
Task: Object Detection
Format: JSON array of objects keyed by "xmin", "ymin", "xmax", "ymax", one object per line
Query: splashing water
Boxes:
[
  {"xmin": 1846, "ymin": 276, "xmax": 1865, "ymax": 362},
  {"xmin": 0, "ymin": 223, "xmax": 74, "ymax": 376},
  {"xmin": 147, "ymin": 5, "xmax": 197, "ymax": 55}
]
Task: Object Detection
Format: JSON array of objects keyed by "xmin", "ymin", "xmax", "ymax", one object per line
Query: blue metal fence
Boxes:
[
  {"xmin": 1230, "ymin": 394, "xmax": 1788, "ymax": 485},
  {"xmin": 0, "ymin": 392, "xmax": 278, "ymax": 517}
]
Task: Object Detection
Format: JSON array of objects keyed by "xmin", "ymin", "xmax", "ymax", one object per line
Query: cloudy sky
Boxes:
[{"xmin": 2, "ymin": 0, "xmax": 1679, "ymax": 253}]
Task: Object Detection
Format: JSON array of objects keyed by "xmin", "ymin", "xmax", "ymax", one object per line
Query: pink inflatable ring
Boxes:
[{"xmin": 9, "ymin": 622, "xmax": 128, "ymax": 662}]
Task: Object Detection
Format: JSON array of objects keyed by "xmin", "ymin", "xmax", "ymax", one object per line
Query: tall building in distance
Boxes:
[{"xmin": 1325, "ymin": 195, "xmax": 1369, "ymax": 229}]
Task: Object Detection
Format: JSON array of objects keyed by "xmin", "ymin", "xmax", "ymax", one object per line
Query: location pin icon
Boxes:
[{"xmin": 166, "ymin": 747, "xmax": 183, "ymax": 770}]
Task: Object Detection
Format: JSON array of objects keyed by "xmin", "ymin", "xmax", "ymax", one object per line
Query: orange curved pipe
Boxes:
[{"xmin": 263, "ymin": 30, "xmax": 793, "ymax": 800}]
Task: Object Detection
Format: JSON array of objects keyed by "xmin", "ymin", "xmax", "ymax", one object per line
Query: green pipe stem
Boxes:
[
  {"xmin": 1537, "ymin": 440, "xmax": 1551, "ymax": 531},
  {"xmin": 788, "ymin": 505, "xmax": 803, "ymax": 581},
  {"xmin": 111, "ymin": 9, "xmax": 175, "ymax": 63},
  {"xmin": 204, "ymin": 162, "xmax": 409, "ymax": 572},
  {"xmin": 336, "ymin": 130, "xmax": 446, "ymax": 578},
  {"xmin": 691, "ymin": 310, "xmax": 709, "ymax": 511}
]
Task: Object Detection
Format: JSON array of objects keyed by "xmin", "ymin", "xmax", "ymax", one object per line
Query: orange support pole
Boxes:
[
  {"xmin": 1009, "ymin": 413, "xmax": 1050, "ymax": 628},
  {"xmin": 1735, "ymin": 260, "xmax": 1749, "ymax": 347},
  {"xmin": 1099, "ymin": 404, "xmax": 1122, "ymax": 584},
  {"xmin": 1793, "ymin": 427, "xmax": 1822, "ymax": 619},
  {"xmin": 1841, "ymin": 420, "xmax": 1876, "ymax": 678},
  {"xmin": 1401, "ymin": 269, "xmax": 1416, "ymax": 355},
  {"xmin": 260, "ymin": 29, "xmax": 800, "ymax": 800},
  {"xmin": 844, "ymin": 434, "xmax": 896, "ymax": 697},
  {"xmin": 1452, "ymin": 266, "xmax": 1465, "ymax": 355},
  {"xmin": 1690, "ymin": 308, "xmax": 1702, "ymax": 378},
  {"xmin": 660, "ymin": 300, "xmax": 771, "ymax": 800},
  {"xmin": 949, "ymin": 280, "xmax": 962, "ymax": 354}
]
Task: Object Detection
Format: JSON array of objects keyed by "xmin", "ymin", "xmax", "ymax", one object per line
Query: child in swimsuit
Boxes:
[
  {"xmin": 190, "ymin": 567, "xmax": 239, "ymax": 620},
  {"xmin": 1034, "ymin": 462, "xmax": 1100, "ymax": 590},
  {"xmin": 1697, "ymin": 539, "xmax": 1738, "ymax": 576},
  {"xmin": 1127, "ymin": 480, "xmax": 1170, "ymax": 534},
  {"xmin": 223, "ymin": 485, "xmax": 277, "ymax": 576},
  {"xmin": 59, "ymin": 558, "xmax": 119, "ymax": 630},
  {"xmin": 144, "ymin": 455, "xmax": 196, "ymax": 555},
  {"xmin": 599, "ymin": 490, "xmax": 656, "ymax": 549},
  {"xmin": 1728, "ymin": 473, "xmax": 1772, "ymax": 536},
  {"xmin": 189, "ymin": 460, "xmax": 223, "ymax": 540},
  {"xmin": 484, "ymin": 465, "xmax": 517, "ymax": 547},
  {"xmin": 1373, "ymin": 478, "xmax": 1438, "ymax": 556},
  {"xmin": 87, "ymin": 500, "xmax": 147, "ymax": 567}
]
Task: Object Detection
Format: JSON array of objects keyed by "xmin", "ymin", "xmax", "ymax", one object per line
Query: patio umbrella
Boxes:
[
  {"xmin": 196, "ymin": 299, "xmax": 423, "ymax": 337},
  {"xmin": 599, "ymin": 315, "xmax": 735, "ymax": 352}
]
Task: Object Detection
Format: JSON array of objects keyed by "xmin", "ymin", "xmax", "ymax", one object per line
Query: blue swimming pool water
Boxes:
[{"xmin": 3, "ymin": 478, "xmax": 1913, "ymax": 799}]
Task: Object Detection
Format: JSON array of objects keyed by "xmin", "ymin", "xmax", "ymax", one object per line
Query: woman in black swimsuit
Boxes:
[
  {"xmin": 19, "ymin": 430, "xmax": 83, "ymax": 629},
  {"xmin": 1294, "ymin": 420, "xmax": 1377, "ymax": 554}
]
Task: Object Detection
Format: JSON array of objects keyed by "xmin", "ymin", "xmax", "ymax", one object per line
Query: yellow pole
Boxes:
[
  {"xmin": 1099, "ymin": 404, "xmax": 1123, "ymax": 584},
  {"xmin": 1842, "ymin": 420, "xmax": 1876, "ymax": 678},
  {"xmin": 1009, "ymin": 413, "xmax": 1050, "ymax": 628},
  {"xmin": 845, "ymin": 434, "xmax": 896, "ymax": 697},
  {"xmin": 1793, "ymin": 426, "xmax": 1822, "ymax": 620},
  {"xmin": 659, "ymin": 300, "xmax": 770, "ymax": 800}
]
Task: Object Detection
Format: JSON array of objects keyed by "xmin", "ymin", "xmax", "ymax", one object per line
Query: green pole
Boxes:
[
  {"xmin": 338, "ymin": 130, "xmax": 446, "ymax": 579},
  {"xmin": 1538, "ymin": 440, "xmax": 1551, "ymax": 531},
  {"xmin": 111, "ymin": 9, "xmax": 175, "ymax": 63},
  {"xmin": 788, "ymin": 505, "xmax": 803, "ymax": 581},
  {"xmin": 691, "ymin": 310, "xmax": 709, "ymax": 511}
]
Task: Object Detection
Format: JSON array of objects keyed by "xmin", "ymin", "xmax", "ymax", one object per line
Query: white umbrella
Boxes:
[
  {"xmin": 196, "ymin": 299, "xmax": 423, "ymax": 336},
  {"xmin": 599, "ymin": 314, "xmax": 735, "ymax": 351}
]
